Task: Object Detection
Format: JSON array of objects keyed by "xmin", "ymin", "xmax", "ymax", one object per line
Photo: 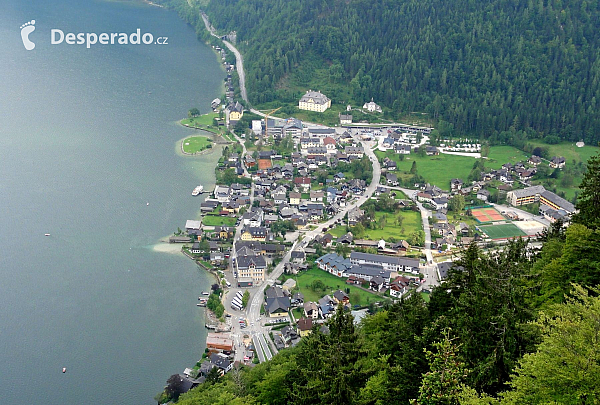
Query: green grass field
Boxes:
[
  {"xmin": 377, "ymin": 151, "xmax": 474, "ymax": 190},
  {"xmin": 289, "ymin": 268, "xmax": 380, "ymax": 306},
  {"xmin": 181, "ymin": 112, "xmax": 218, "ymax": 127},
  {"xmin": 201, "ymin": 215, "xmax": 237, "ymax": 227},
  {"xmin": 182, "ymin": 136, "xmax": 213, "ymax": 154},
  {"xmin": 363, "ymin": 211, "xmax": 422, "ymax": 241},
  {"xmin": 478, "ymin": 223, "xmax": 527, "ymax": 239},
  {"xmin": 327, "ymin": 210, "xmax": 421, "ymax": 241},
  {"xmin": 527, "ymin": 140, "xmax": 599, "ymax": 164},
  {"xmin": 485, "ymin": 146, "xmax": 531, "ymax": 169}
]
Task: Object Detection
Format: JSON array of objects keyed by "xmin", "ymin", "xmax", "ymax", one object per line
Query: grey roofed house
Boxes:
[
  {"xmin": 210, "ymin": 353, "xmax": 232, "ymax": 372},
  {"xmin": 308, "ymin": 127, "xmax": 336, "ymax": 136},
  {"xmin": 199, "ymin": 361, "xmax": 216, "ymax": 376},
  {"xmin": 510, "ymin": 185, "xmax": 546, "ymax": 198},
  {"xmin": 265, "ymin": 286, "xmax": 286, "ymax": 299},
  {"xmin": 540, "ymin": 190, "xmax": 576, "ymax": 213},
  {"xmin": 228, "ymin": 101, "xmax": 243, "ymax": 114},
  {"xmin": 337, "ymin": 232, "xmax": 354, "ymax": 244},
  {"xmin": 350, "ymin": 251, "xmax": 420, "ymax": 269},
  {"xmin": 265, "ymin": 296, "xmax": 290, "ymax": 315},
  {"xmin": 300, "ymin": 90, "xmax": 330, "ymax": 105},
  {"xmin": 346, "ymin": 264, "xmax": 391, "ymax": 281},
  {"xmin": 236, "ymin": 254, "xmax": 266, "ymax": 270},
  {"xmin": 291, "ymin": 250, "xmax": 306, "ymax": 260},
  {"xmin": 437, "ymin": 261, "xmax": 463, "ymax": 280},
  {"xmin": 292, "ymin": 292, "xmax": 304, "ymax": 302},
  {"xmin": 318, "ymin": 295, "xmax": 334, "ymax": 307},
  {"xmin": 333, "ymin": 290, "xmax": 349, "ymax": 303}
]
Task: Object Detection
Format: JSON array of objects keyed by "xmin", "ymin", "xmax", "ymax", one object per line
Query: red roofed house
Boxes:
[{"xmin": 294, "ymin": 177, "xmax": 311, "ymax": 191}]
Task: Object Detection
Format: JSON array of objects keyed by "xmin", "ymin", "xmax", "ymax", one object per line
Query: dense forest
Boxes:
[
  {"xmin": 163, "ymin": 153, "xmax": 600, "ymax": 404},
  {"xmin": 165, "ymin": 0, "xmax": 600, "ymax": 144}
]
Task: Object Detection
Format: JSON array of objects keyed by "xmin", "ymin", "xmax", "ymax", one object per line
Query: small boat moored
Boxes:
[
  {"xmin": 62, "ymin": 367, "xmax": 66, "ymax": 373},
  {"xmin": 192, "ymin": 185, "xmax": 204, "ymax": 196},
  {"xmin": 45, "ymin": 234, "xmax": 50, "ymax": 237}
]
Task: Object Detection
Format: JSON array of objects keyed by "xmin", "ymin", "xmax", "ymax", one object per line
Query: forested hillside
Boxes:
[
  {"xmin": 198, "ymin": 0, "xmax": 600, "ymax": 143},
  {"xmin": 168, "ymin": 153, "xmax": 600, "ymax": 404}
]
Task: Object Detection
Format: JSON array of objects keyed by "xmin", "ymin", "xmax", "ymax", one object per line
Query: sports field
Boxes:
[
  {"xmin": 478, "ymin": 223, "xmax": 527, "ymax": 239},
  {"xmin": 471, "ymin": 207, "xmax": 505, "ymax": 223}
]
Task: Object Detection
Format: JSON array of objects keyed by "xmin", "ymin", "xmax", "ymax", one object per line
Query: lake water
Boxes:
[{"xmin": 0, "ymin": 0, "xmax": 223, "ymax": 403}]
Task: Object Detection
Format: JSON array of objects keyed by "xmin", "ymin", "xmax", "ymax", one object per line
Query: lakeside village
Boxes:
[{"xmin": 158, "ymin": 87, "xmax": 583, "ymax": 401}]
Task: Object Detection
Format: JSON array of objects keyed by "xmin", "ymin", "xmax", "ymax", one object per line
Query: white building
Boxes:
[{"xmin": 299, "ymin": 90, "xmax": 331, "ymax": 112}]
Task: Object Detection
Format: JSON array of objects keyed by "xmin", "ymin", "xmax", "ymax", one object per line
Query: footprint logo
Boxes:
[{"xmin": 20, "ymin": 20, "xmax": 36, "ymax": 51}]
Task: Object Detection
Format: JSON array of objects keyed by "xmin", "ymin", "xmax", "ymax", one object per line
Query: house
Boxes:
[
  {"xmin": 236, "ymin": 253, "xmax": 267, "ymax": 281},
  {"xmin": 298, "ymin": 90, "xmax": 331, "ymax": 112},
  {"xmin": 297, "ymin": 318, "xmax": 313, "ymax": 337},
  {"xmin": 291, "ymin": 292, "xmax": 304, "ymax": 306},
  {"xmin": 294, "ymin": 177, "xmax": 312, "ymax": 191},
  {"xmin": 242, "ymin": 208, "xmax": 264, "ymax": 227},
  {"xmin": 227, "ymin": 101, "xmax": 243, "ymax": 123},
  {"xmin": 450, "ymin": 178, "xmax": 463, "ymax": 191},
  {"xmin": 166, "ymin": 374, "xmax": 202, "ymax": 397},
  {"xmin": 333, "ymin": 290, "xmax": 350, "ymax": 306},
  {"xmin": 395, "ymin": 144, "xmax": 411, "ymax": 155},
  {"xmin": 214, "ymin": 226, "xmax": 235, "ymax": 240},
  {"xmin": 280, "ymin": 325, "xmax": 299, "ymax": 346},
  {"xmin": 318, "ymin": 295, "xmax": 336, "ymax": 318},
  {"xmin": 426, "ymin": 146, "xmax": 440, "ymax": 155},
  {"xmin": 345, "ymin": 145, "xmax": 364, "ymax": 158},
  {"xmin": 350, "ymin": 252, "xmax": 420, "ymax": 274},
  {"xmin": 323, "ymin": 136, "xmax": 337, "ymax": 152},
  {"xmin": 384, "ymin": 159, "xmax": 397, "ymax": 171},
  {"xmin": 432, "ymin": 197, "xmax": 448, "ymax": 210},
  {"xmin": 185, "ymin": 220, "xmax": 202, "ymax": 233},
  {"xmin": 437, "ymin": 261, "xmax": 455, "ymax": 280},
  {"xmin": 506, "ymin": 185, "xmax": 546, "ymax": 206},
  {"xmin": 339, "ymin": 114, "xmax": 352, "ymax": 124},
  {"xmin": 528, "ymin": 155, "xmax": 542, "ymax": 166},
  {"xmin": 303, "ymin": 301, "xmax": 319, "ymax": 319},
  {"xmin": 363, "ymin": 98, "xmax": 382, "ymax": 113},
  {"xmin": 347, "ymin": 206, "xmax": 364, "ymax": 226},
  {"xmin": 549, "ymin": 156, "xmax": 566, "ymax": 169},
  {"xmin": 206, "ymin": 332, "xmax": 234, "ymax": 352},
  {"xmin": 386, "ymin": 172, "xmax": 398, "ymax": 186},
  {"xmin": 291, "ymin": 249, "xmax": 306, "ymax": 263},
  {"xmin": 539, "ymin": 190, "xmax": 576, "ymax": 214},
  {"xmin": 210, "ymin": 353, "xmax": 233, "ymax": 374},
  {"xmin": 370, "ymin": 275, "xmax": 387, "ymax": 292},
  {"xmin": 289, "ymin": 192, "xmax": 301, "ymax": 205},
  {"xmin": 389, "ymin": 276, "xmax": 411, "ymax": 297},
  {"xmin": 477, "ymin": 189, "xmax": 491, "ymax": 201},
  {"xmin": 337, "ymin": 232, "xmax": 354, "ymax": 244},
  {"xmin": 316, "ymin": 252, "xmax": 353, "ymax": 277},
  {"xmin": 191, "ymin": 241, "xmax": 201, "ymax": 254},
  {"xmin": 265, "ymin": 296, "xmax": 291, "ymax": 317}
]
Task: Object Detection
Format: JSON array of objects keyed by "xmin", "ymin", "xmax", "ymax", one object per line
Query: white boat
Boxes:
[
  {"xmin": 192, "ymin": 185, "xmax": 204, "ymax": 196},
  {"xmin": 44, "ymin": 234, "xmax": 50, "ymax": 237}
]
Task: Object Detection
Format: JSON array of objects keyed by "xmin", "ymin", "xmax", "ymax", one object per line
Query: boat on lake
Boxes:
[{"xmin": 192, "ymin": 185, "xmax": 204, "ymax": 196}]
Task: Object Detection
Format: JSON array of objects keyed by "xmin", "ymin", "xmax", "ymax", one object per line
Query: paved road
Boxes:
[{"xmin": 383, "ymin": 185, "xmax": 440, "ymax": 290}]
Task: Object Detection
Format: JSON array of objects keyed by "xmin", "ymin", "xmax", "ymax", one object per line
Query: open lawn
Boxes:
[
  {"xmin": 201, "ymin": 215, "xmax": 237, "ymax": 227},
  {"xmin": 486, "ymin": 146, "xmax": 531, "ymax": 169},
  {"xmin": 181, "ymin": 112, "xmax": 218, "ymax": 127},
  {"xmin": 289, "ymin": 268, "xmax": 380, "ymax": 306},
  {"xmin": 527, "ymin": 140, "xmax": 599, "ymax": 165},
  {"xmin": 182, "ymin": 136, "xmax": 213, "ymax": 154},
  {"xmin": 364, "ymin": 210, "xmax": 422, "ymax": 241},
  {"xmin": 327, "ymin": 210, "xmax": 421, "ymax": 241},
  {"xmin": 377, "ymin": 151, "xmax": 474, "ymax": 190},
  {"xmin": 327, "ymin": 225, "xmax": 348, "ymax": 238}
]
